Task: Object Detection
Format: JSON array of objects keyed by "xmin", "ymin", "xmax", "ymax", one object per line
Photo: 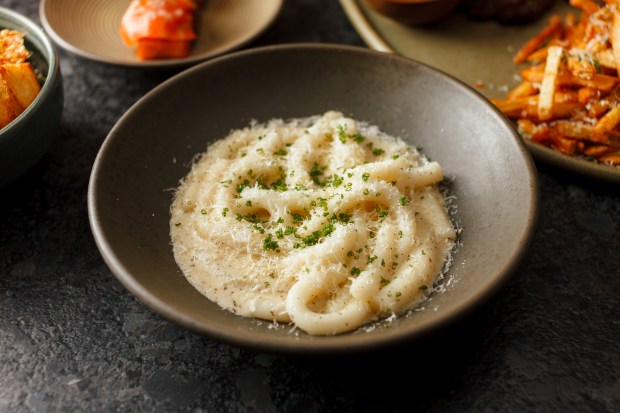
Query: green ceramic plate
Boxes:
[{"xmin": 340, "ymin": 0, "xmax": 620, "ymax": 183}]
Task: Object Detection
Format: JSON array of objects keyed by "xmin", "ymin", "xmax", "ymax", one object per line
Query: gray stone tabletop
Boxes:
[{"xmin": 1, "ymin": 1, "xmax": 619, "ymax": 412}]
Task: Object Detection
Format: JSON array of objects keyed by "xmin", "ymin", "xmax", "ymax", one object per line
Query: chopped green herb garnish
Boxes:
[
  {"xmin": 332, "ymin": 175, "xmax": 344, "ymax": 187},
  {"xmin": 337, "ymin": 125, "xmax": 365, "ymax": 144},
  {"xmin": 310, "ymin": 163, "xmax": 326, "ymax": 185},
  {"xmin": 236, "ymin": 179, "xmax": 250, "ymax": 193},
  {"xmin": 271, "ymin": 176, "xmax": 288, "ymax": 192},
  {"xmin": 222, "ymin": 207, "xmax": 229, "ymax": 217},
  {"xmin": 263, "ymin": 234, "xmax": 279, "ymax": 251},
  {"xmin": 399, "ymin": 196, "xmax": 409, "ymax": 206},
  {"xmin": 338, "ymin": 212, "xmax": 351, "ymax": 223}
]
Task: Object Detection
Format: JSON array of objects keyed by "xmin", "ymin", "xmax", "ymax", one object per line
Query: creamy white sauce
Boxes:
[{"xmin": 170, "ymin": 111, "xmax": 456, "ymax": 335}]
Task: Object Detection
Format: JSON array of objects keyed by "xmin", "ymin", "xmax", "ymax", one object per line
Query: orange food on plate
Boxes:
[
  {"xmin": 492, "ymin": 0, "xmax": 620, "ymax": 166},
  {"xmin": 0, "ymin": 29, "xmax": 41, "ymax": 129},
  {"xmin": 119, "ymin": 0, "xmax": 198, "ymax": 60}
]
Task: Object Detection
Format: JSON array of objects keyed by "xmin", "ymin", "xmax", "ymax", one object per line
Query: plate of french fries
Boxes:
[
  {"xmin": 342, "ymin": 0, "xmax": 620, "ymax": 183},
  {"xmin": 492, "ymin": 0, "xmax": 620, "ymax": 182}
]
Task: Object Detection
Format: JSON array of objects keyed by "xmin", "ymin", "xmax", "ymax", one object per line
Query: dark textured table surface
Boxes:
[{"xmin": 1, "ymin": 1, "xmax": 619, "ymax": 412}]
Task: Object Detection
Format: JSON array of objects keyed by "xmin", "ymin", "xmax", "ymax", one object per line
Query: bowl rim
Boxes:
[
  {"xmin": 0, "ymin": 6, "xmax": 60, "ymax": 142},
  {"xmin": 88, "ymin": 43, "xmax": 540, "ymax": 354}
]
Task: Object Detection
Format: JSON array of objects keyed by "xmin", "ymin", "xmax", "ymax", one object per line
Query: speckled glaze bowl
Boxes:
[
  {"xmin": 88, "ymin": 44, "xmax": 538, "ymax": 354},
  {"xmin": 0, "ymin": 6, "xmax": 63, "ymax": 189}
]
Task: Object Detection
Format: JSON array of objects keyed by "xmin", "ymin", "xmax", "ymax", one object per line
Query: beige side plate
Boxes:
[{"xmin": 40, "ymin": 0, "xmax": 283, "ymax": 68}]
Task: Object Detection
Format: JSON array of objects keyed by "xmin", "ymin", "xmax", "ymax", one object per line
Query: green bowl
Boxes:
[{"xmin": 0, "ymin": 6, "xmax": 63, "ymax": 189}]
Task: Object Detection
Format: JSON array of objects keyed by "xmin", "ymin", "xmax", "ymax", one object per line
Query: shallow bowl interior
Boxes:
[
  {"xmin": 0, "ymin": 6, "xmax": 63, "ymax": 189},
  {"xmin": 88, "ymin": 44, "xmax": 538, "ymax": 354}
]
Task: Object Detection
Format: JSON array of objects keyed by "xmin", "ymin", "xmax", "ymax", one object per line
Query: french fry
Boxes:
[
  {"xmin": 538, "ymin": 46, "xmax": 563, "ymax": 121},
  {"xmin": 594, "ymin": 105, "xmax": 620, "ymax": 134},
  {"xmin": 513, "ymin": 15, "xmax": 563, "ymax": 64},
  {"xmin": 531, "ymin": 127, "xmax": 578, "ymax": 154},
  {"xmin": 595, "ymin": 49, "xmax": 615, "ymax": 69},
  {"xmin": 507, "ymin": 81, "xmax": 538, "ymax": 99},
  {"xmin": 526, "ymin": 47, "xmax": 549, "ymax": 63},
  {"xmin": 520, "ymin": 69, "xmax": 619, "ymax": 91},
  {"xmin": 569, "ymin": 0, "xmax": 600, "ymax": 15},
  {"xmin": 577, "ymin": 87, "xmax": 600, "ymax": 104},
  {"xmin": 583, "ymin": 143, "xmax": 616, "ymax": 157},
  {"xmin": 517, "ymin": 119, "xmax": 537, "ymax": 136},
  {"xmin": 612, "ymin": 12, "xmax": 620, "ymax": 77}
]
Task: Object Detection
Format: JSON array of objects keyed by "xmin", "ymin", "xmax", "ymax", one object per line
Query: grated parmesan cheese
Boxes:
[{"xmin": 170, "ymin": 111, "xmax": 456, "ymax": 335}]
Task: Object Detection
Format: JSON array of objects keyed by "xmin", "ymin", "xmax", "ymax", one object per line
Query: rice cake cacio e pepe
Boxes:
[{"xmin": 170, "ymin": 111, "xmax": 456, "ymax": 335}]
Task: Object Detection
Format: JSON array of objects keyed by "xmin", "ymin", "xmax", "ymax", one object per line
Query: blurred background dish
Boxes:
[
  {"xmin": 461, "ymin": 0, "xmax": 556, "ymax": 24},
  {"xmin": 88, "ymin": 44, "xmax": 538, "ymax": 354},
  {"xmin": 0, "ymin": 6, "xmax": 63, "ymax": 189},
  {"xmin": 39, "ymin": 0, "xmax": 283, "ymax": 68},
  {"xmin": 364, "ymin": 0, "xmax": 463, "ymax": 25}
]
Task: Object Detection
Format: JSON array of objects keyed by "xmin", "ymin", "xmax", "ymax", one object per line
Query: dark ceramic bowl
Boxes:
[
  {"xmin": 88, "ymin": 44, "xmax": 538, "ymax": 354},
  {"xmin": 364, "ymin": 0, "xmax": 463, "ymax": 25},
  {"xmin": 0, "ymin": 7, "xmax": 63, "ymax": 189}
]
